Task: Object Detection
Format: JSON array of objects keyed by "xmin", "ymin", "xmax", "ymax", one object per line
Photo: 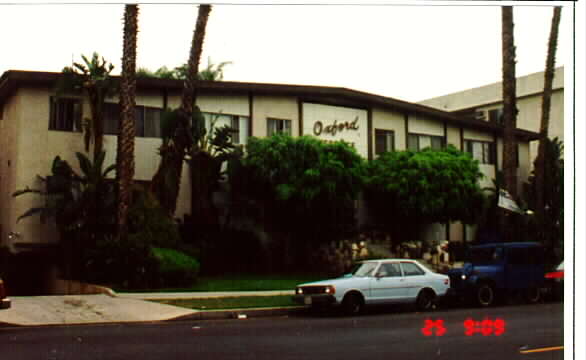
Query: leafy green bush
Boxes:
[
  {"xmin": 128, "ymin": 186, "xmax": 181, "ymax": 248},
  {"xmin": 152, "ymin": 247, "xmax": 200, "ymax": 287}
]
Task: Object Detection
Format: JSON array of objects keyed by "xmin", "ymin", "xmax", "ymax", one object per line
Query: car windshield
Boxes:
[
  {"xmin": 467, "ymin": 247, "xmax": 503, "ymax": 265},
  {"xmin": 350, "ymin": 262, "xmax": 378, "ymax": 277}
]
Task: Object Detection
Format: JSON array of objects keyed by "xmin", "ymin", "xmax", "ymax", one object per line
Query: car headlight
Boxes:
[
  {"xmin": 461, "ymin": 274, "xmax": 467, "ymax": 280},
  {"xmin": 296, "ymin": 287, "xmax": 303, "ymax": 295},
  {"xmin": 324, "ymin": 285, "xmax": 336, "ymax": 295}
]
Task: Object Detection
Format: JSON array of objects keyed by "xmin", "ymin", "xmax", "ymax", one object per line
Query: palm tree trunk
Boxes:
[
  {"xmin": 535, "ymin": 7, "xmax": 561, "ymax": 244},
  {"xmin": 150, "ymin": 4, "xmax": 212, "ymax": 216},
  {"xmin": 117, "ymin": 4, "xmax": 139, "ymax": 238},
  {"xmin": 501, "ymin": 6, "xmax": 518, "ymax": 200}
]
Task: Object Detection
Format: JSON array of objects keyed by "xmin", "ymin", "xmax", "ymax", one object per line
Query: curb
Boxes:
[{"xmin": 169, "ymin": 306, "xmax": 308, "ymax": 322}]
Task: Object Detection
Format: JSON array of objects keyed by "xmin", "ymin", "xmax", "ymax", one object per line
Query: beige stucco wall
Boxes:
[
  {"xmin": 372, "ymin": 108, "xmax": 406, "ymax": 150},
  {"xmin": 407, "ymin": 114, "xmax": 444, "ymax": 136},
  {"xmin": 252, "ymin": 96, "xmax": 298, "ymax": 137},
  {"xmin": 0, "ymin": 90, "xmax": 24, "ymax": 248},
  {"xmin": 446, "ymin": 125, "xmax": 461, "ymax": 149}
]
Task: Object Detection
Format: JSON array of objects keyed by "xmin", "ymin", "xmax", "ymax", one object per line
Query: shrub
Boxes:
[
  {"xmin": 152, "ymin": 247, "xmax": 200, "ymax": 287},
  {"xmin": 128, "ymin": 186, "xmax": 181, "ymax": 249}
]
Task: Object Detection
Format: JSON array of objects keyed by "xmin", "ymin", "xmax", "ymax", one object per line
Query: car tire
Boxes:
[
  {"xmin": 476, "ymin": 283, "xmax": 495, "ymax": 307},
  {"xmin": 342, "ymin": 293, "xmax": 363, "ymax": 315},
  {"xmin": 525, "ymin": 287, "xmax": 541, "ymax": 304},
  {"xmin": 416, "ymin": 289, "xmax": 436, "ymax": 311}
]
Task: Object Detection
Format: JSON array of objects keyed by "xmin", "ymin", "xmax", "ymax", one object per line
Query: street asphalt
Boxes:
[
  {"xmin": 0, "ymin": 290, "xmax": 296, "ymax": 327},
  {"xmin": 0, "ymin": 302, "xmax": 564, "ymax": 360}
]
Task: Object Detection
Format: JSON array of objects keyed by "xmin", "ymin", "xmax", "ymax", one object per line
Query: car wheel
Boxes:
[
  {"xmin": 476, "ymin": 283, "xmax": 495, "ymax": 307},
  {"xmin": 525, "ymin": 287, "xmax": 541, "ymax": 304},
  {"xmin": 416, "ymin": 289, "xmax": 436, "ymax": 311},
  {"xmin": 342, "ymin": 293, "xmax": 363, "ymax": 315}
]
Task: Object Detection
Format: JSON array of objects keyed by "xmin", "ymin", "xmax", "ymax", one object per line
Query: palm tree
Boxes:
[
  {"xmin": 59, "ymin": 53, "xmax": 116, "ymax": 161},
  {"xmin": 151, "ymin": 4, "xmax": 212, "ymax": 216},
  {"xmin": 501, "ymin": 6, "xmax": 518, "ymax": 199},
  {"xmin": 535, "ymin": 7, "xmax": 562, "ymax": 242},
  {"xmin": 116, "ymin": 4, "xmax": 139, "ymax": 238}
]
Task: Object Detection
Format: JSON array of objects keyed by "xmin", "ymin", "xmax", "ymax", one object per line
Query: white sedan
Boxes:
[{"xmin": 293, "ymin": 259, "xmax": 450, "ymax": 314}]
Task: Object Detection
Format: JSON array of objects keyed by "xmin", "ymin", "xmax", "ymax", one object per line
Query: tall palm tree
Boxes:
[
  {"xmin": 151, "ymin": 4, "xmax": 212, "ymax": 216},
  {"xmin": 116, "ymin": 4, "xmax": 139, "ymax": 238},
  {"xmin": 535, "ymin": 7, "xmax": 561, "ymax": 241},
  {"xmin": 501, "ymin": 6, "xmax": 518, "ymax": 199}
]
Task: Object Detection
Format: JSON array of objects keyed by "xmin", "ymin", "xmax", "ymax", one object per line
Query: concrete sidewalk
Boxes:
[{"xmin": 0, "ymin": 291, "xmax": 299, "ymax": 327}]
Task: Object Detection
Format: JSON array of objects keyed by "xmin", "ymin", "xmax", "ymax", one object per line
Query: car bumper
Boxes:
[
  {"xmin": 292, "ymin": 294, "xmax": 337, "ymax": 306},
  {"xmin": 0, "ymin": 298, "xmax": 11, "ymax": 309}
]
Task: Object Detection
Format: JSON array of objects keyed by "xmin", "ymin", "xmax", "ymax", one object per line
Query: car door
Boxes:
[
  {"xmin": 369, "ymin": 262, "xmax": 407, "ymax": 303},
  {"xmin": 400, "ymin": 261, "xmax": 428, "ymax": 300},
  {"xmin": 505, "ymin": 246, "xmax": 544, "ymax": 290}
]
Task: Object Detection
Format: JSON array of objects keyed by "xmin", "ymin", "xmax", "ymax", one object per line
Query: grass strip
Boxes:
[
  {"xmin": 152, "ymin": 295, "xmax": 297, "ymax": 310},
  {"xmin": 121, "ymin": 274, "xmax": 323, "ymax": 293}
]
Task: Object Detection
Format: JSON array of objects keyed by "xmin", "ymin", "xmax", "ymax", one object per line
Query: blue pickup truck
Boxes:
[{"xmin": 447, "ymin": 242, "xmax": 545, "ymax": 306}]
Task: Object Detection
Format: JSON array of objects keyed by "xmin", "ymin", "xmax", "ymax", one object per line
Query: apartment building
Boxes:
[
  {"xmin": 419, "ymin": 67, "xmax": 564, "ymax": 165},
  {"xmin": 0, "ymin": 70, "xmax": 539, "ymax": 255}
]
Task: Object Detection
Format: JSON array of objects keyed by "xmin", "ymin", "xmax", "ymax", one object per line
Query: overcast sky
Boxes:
[{"xmin": 0, "ymin": 1, "xmax": 576, "ymax": 102}]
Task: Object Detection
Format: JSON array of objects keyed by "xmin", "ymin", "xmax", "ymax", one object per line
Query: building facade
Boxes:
[
  {"xmin": 419, "ymin": 67, "xmax": 564, "ymax": 165},
  {"xmin": 0, "ymin": 70, "xmax": 539, "ymax": 255}
]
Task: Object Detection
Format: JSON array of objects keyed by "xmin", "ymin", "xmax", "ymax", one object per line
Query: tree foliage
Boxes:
[
  {"xmin": 524, "ymin": 138, "xmax": 563, "ymax": 264},
  {"xmin": 231, "ymin": 134, "xmax": 366, "ymax": 242},
  {"xmin": 137, "ymin": 57, "xmax": 231, "ymax": 81},
  {"xmin": 364, "ymin": 146, "xmax": 485, "ymax": 242}
]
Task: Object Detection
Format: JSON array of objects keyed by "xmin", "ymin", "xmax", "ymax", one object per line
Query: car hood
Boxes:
[{"xmin": 297, "ymin": 276, "xmax": 365, "ymax": 287}]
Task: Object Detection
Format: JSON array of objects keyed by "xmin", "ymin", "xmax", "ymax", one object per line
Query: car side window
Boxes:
[
  {"xmin": 377, "ymin": 263, "xmax": 402, "ymax": 277},
  {"xmin": 401, "ymin": 262, "xmax": 425, "ymax": 276}
]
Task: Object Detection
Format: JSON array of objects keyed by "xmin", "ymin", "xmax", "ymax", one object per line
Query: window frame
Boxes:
[
  {"xmin": 374, "ymin": 129, "xmax": 395, "ymax": 155},
  {"xmin": 49, "ymin": 96, "xmax": 83, "ymax": 132},
  {"xmin": 400, "ymin": 262, "xmax": 426, "ymax": 276},
  {"xmin": 202, "ymin": 112, "xmax": 250, "ymax": 145},
  {"xmin": 267, "ymin": 117, "xmax": 292, "ymax": 136},
  {"xmin": 103, "ymin": 102, "xmax": 164, "ymax": 138},
  {"xmin": 407, "ymin": 133, "xmax": 445, "ymax": 152},
  {"xmin": 463, "ymin": 139, "xmax": 496, "ymax": 165}
]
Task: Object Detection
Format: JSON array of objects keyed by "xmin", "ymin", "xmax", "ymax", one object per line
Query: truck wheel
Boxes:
[
  {"xmin": 525, "ymin": 287, "xmax": 541, "ymax": 304},
  {"xmin": 342, "ymin": 293, "xmax": 363, "ymax": 315},
  {"xmin": 476, "ymin": 283, "xmax": 495, "ymax": 307},
  {"xmin": 416, "ymin": 289, "xmax": 436, "ymax": 311}
]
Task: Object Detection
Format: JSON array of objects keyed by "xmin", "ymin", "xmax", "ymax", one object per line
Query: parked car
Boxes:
[
  {"xmin": 543, "ymin": 261, "xmax": 564, "ymax": 301},
  {"xmin": 0, "ymin": 277, "xmax": 10, "ymax": 309},
  {"xmin": 293, "ymin": 259, "xmax": 450, "ymax": 314},
  {"xmin": 447, "ymin": 242, "xmax": 545, "ymax": 306}
]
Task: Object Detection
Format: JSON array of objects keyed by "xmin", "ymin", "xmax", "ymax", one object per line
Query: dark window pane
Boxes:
[
  {"xmin": 375, "ymin": 131, "xmax": 387, "ymax": 155},
  {"xmin": 407, "ymin": 134, "xmax": 418, "ymax": 151},
  {"xmin": 144, "ymin": 107, "xmax": 162, "ymax": 138},
  {"xmin": 134, "ymin": 106, "xmax": 144, "ymax": 137},
  {"xmin": 431, "ymin": 136, "xmax": 444, "ymax": 150},
  {"xmin": 103, "ymin": 103, "xmax": 120, "ymax": 135}
]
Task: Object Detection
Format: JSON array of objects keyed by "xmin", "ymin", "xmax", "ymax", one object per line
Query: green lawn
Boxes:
[
  {"xmin": 152, "ymin": 295, "xmax": 298, "ymax": 310},
  {"xmin": 119, "ymin": 273, "xmax": 323, "ymax": 293}
]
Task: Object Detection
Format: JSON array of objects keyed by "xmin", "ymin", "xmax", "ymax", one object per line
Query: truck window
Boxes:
[{"xmin": 468, "ymin": 247, "xmax": 503, "ymax": 265}]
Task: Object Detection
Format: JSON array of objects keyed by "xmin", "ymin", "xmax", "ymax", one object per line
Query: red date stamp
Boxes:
[{"xmin": 422, "ymin": 318, "xmax": 506, "ymax": 337}]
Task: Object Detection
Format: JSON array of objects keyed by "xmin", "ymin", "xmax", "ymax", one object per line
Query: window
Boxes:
[
  {"xmin": 375, "ymin": 129, "xmax": 395, "ymax": 155},
  {"xmin": 464, "ymin": 140, "xmax": 496, "ymax": 165},
  {"xmin": 267, "ymin": 118, "xmax": 291, "ymax": 136},
  {"xmin": 103, "ymin": 103, "xmax": 163, "ymax": 138},
  {"xmin": 401, "ymin": 262, "xmax": 425, "ymax": 276},
  {"xmin": 202, "ymin": 112, "xmax": 249, "ymax": 145},
  {"xmin": 407, "ymin": 133, "xmax": 444, "ymax": 151},
  {"xmin": 376, "ymin": 263, "xmax": 402, "ymax": 277},
  {"xmin": 49, "ymin": 97, "xmax": 82, "ymax": 132},
  {"xmin": 488, "ymin": 108, "xmax": 504, "ymax": 125}
]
